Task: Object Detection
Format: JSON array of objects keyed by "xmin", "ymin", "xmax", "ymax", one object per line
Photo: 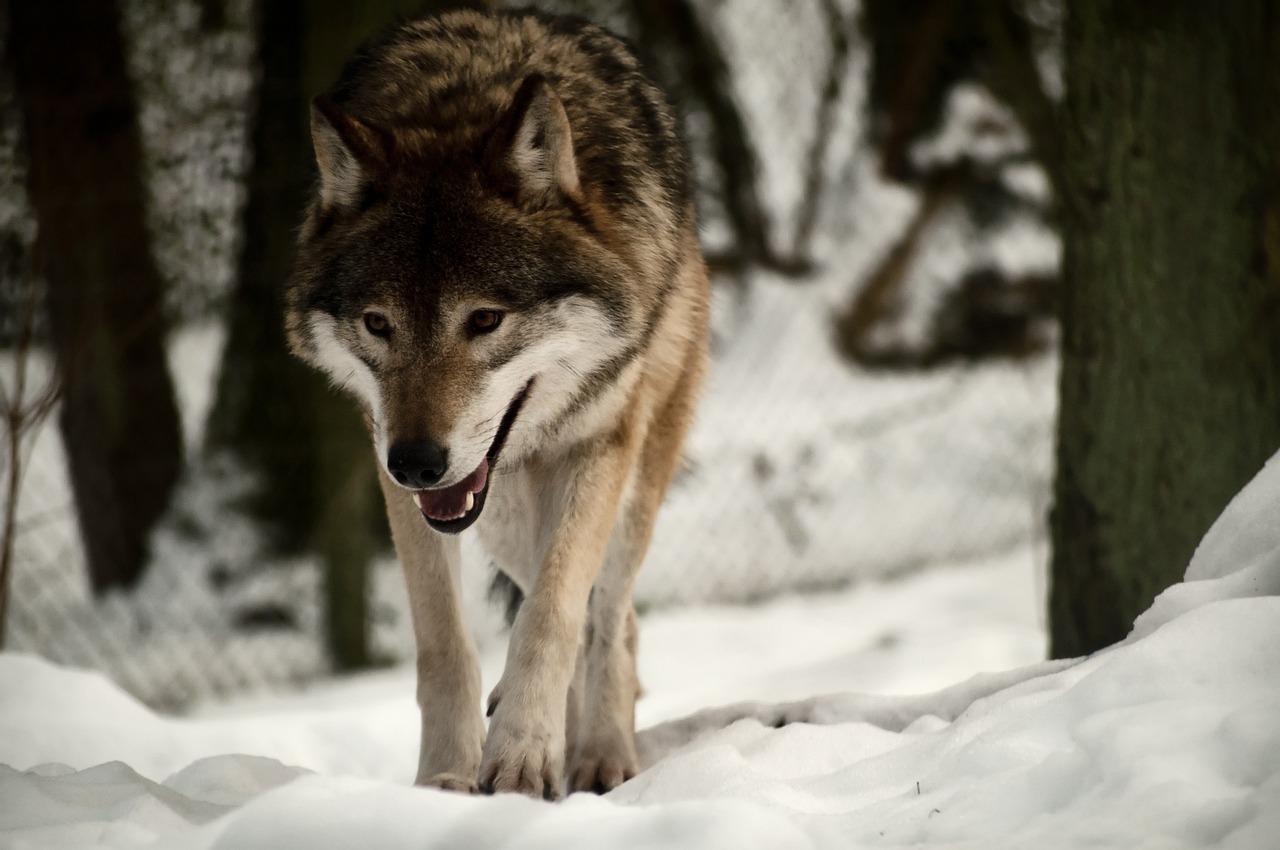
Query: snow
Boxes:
[
  {"xmin": 3, "ymin": 449, "xmax": 1280, "ymax": 848},
  {"xmin": 630, "ymin": 598, "xmax": 1280, "ymax": 848},
  {"xmin": 0, "ymin": 547, "xmax": 1045, "ymax": 788}
]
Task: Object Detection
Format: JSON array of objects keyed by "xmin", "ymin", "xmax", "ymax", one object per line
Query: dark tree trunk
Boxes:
[
  {"xmin": 205, "ymin": 0, "xmax": 327, "ymax": 555},
  {"xmin": 206, "ymin": 0, "xmax": 461, "ymax": 671},
  {"xmin": 207, "ymin": 0, "xmax": 373, "ymax": 671},
  {"xmin": 9, "ymin": 0, "xmax": 183, "ymax": 593},
  {"xmin": 1050, "ymin": 1, "xmax": 1280, "ymax": 657}
]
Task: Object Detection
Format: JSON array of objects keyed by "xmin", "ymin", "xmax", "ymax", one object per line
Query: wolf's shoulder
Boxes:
[
  {"xmin": 328, "ymin": 9, "xmax": 649, "ymax": 127},
  {"xmin": 323, "ymin": 7, "xmax": 689, "ymax": 218}
]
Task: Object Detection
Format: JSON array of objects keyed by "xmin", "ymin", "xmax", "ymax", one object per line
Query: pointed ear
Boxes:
[
  {"xmin": 488, "ymin": 75, "xmax": 581, "ymax": 208},
  {"xmin": 310, "ymin": 95, "xmax": 388, "ymax": 210}
]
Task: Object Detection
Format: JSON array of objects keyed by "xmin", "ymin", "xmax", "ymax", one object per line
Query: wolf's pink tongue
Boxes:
[{"xmin": 415, "ymin": 459, "xmax": 489, "ymax": 521}]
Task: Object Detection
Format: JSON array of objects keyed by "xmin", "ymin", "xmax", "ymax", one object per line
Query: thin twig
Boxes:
[
  {"xmin": 0, "ymin": 275, "xmax": 61, "ymax": 646},
  {"xmin": 790, "ymin": 0, "xmax": 856, "ymax": 262}
]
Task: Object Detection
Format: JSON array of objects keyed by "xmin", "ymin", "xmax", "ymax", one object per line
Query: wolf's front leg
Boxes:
[
  {"xmin": 479, "ymin": 436, "xmax": 637, "ymax": 799},
  {"xmin": 380, "ymin": 470, "xmax": 485, "ymax": 791}
]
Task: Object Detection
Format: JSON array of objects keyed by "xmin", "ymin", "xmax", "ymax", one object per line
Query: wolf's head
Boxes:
[{"xmin": 286, "ymin": 72, "xmax": 669, "ymax": 534}]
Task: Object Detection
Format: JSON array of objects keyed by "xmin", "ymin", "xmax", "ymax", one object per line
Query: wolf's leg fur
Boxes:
[
  {"xmin": 379, "ymin": 469, "xmax": 485, "ymax": 791},
  {"xmin": 564, "ymin": 628, "xmax": 588, "ymax": 764},
  {"xmin": 570, "ymin": 352, "xmax": 702, "ymax": 793},
  {"xmin": 479, "ymin": 430, "xmax": 640, "ymax": 799},
  {"xmin": 570, "ymin": 582, "xmax": 641, "ymax": 793}
]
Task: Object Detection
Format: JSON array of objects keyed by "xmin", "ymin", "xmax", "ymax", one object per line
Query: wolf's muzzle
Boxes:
[{"xmin": 416, "ymin": 379, "xmax": 533, "ymax": 535}]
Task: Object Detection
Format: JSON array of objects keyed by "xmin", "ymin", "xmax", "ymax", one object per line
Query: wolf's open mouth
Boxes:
[{"xmin": 414, "ymin": 381, "xmax": 531, "ymax": 534}]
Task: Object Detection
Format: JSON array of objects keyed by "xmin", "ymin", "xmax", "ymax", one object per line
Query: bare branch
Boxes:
[
  {"xmin": 790, "ymin": 0, "xmax": 857, "ymax": 262},
  {"xmin": 0, "ymin": 274, "xmax": 60, "ymax": 647}
]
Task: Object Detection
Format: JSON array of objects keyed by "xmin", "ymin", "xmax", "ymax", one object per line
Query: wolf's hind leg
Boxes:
[
  {"xmin": 380, "ymin": 470, "xmax": 485, "ymax": 791},
  {"xmin": 570, "ymin": 352, "xmax": 702, "ymax": 794},
  {"xmin": 564, "ymin": 630, "xmax": 588, "ymax": 766},
  {"xmin": 571, "ymin": 591, "xmax": 642, "ymax": 793},
  {"xmin": 569, "ymin": 483, "xmax": 657, "ymax": 792}
]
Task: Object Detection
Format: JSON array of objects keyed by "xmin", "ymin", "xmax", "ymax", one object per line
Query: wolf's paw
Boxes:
[
  {"xmin": 418, "ymin": 772, "xmax": 478, "ymax": 794},
  {"xmin": 478, "ymin": 717, "xmax": 565, "ymax": 800},
  {"xmin": 569, "ymin": 749, "xmax": 637, "ymax": 794}
]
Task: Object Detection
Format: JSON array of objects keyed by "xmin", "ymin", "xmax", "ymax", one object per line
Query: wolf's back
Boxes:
[{"xmin": 326, "ymin": 9, "xmax": 693, "ymax": 241}]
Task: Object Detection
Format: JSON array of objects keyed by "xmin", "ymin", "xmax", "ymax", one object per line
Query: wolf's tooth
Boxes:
[{"xmin": 464, "ymin": 491, "xmax": 475, "ymax": 513}]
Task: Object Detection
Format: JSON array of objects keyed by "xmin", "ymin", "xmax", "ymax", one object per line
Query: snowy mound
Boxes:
[{"xmin": 3, "ymin": 453, "xmax": 1280, "ymax": 848}]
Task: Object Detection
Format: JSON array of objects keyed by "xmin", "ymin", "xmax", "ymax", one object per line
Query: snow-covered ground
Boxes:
[{"xmin": 3, "ymin": 448, "xmax": 1279, "ymax": 848}]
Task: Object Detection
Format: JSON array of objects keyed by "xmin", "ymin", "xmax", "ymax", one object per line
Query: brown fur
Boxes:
[{"xmin": 285, "ymin": 9, "xmax": 708, "ymax": 798}]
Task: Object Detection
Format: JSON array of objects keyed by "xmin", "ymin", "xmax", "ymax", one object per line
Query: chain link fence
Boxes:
[{"xmin": 2, "ymin": 0, "xmax": 1059, "ymax": 708}]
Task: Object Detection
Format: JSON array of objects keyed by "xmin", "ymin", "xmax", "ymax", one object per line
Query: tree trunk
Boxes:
[
  {"xmin": 206, "ymin": 0, "xmax": 462, "ymax": 671},
  {"xmin": 1050, "ymin": 1, "xmax": 1280, "ymax": 658},
  {"xmin": 9, "ymin": 0, "xmax": 183, "ymax": 593},
  {"xmin": 313, "ymin": 375, "xmax": 379, "ymax": 671},
  {"xmin": 205, "ymin": 0, "xmax": 327, "ymax": 555}
]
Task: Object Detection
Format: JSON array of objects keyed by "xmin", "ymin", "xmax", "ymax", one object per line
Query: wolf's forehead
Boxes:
[
  {"xmin": 314, "ymin": 174, "xmax": 621, "ymax": 318},
  {"xmin": 357, "ymin": 210, "xmax": 579, "ymax": 304},
  {"xmin": 328, "ymin": 242, "xmax": 551, "ymax": 318}
]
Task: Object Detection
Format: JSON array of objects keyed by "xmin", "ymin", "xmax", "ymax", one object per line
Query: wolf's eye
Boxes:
[
  {"xmin": 468, "ymin": 309, "xmax": 504, "ymax": 335},
  {"xmin": 364, "ymin": 312, "xmax": 391, "ymax": 338}
]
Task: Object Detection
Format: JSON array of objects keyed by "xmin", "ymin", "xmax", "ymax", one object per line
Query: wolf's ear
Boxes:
[
  {"xmin": 310, "ymin": 95, "xmax": 388, "ymax": 210},
  {"xmin": 488, "ymin": 75, "xmax": 581, "ymax": 208}
]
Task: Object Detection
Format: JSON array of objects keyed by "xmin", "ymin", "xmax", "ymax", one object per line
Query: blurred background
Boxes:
[{"xmin": 0, "ymin": 0, "xmax": 1105, "ymax": 709}]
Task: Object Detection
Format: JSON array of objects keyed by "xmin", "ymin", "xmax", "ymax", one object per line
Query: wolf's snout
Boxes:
[{"xmin": 387, "ymin": 439, "xmax": 449, "ymax": 489}]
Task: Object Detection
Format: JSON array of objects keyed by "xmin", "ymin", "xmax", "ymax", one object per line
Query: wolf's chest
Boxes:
[
  {"xmin": 474, "ymin": 457, "xmax": 638, "ymax": 594},
  {"xmin": 475, "ymin": 467, "xmax": 549, "ymax": 593}
]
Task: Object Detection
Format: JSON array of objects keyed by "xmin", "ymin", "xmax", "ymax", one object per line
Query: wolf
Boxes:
[{"xmin": 284, "ymin": 8, "xmax": 709, "ymax": 799}]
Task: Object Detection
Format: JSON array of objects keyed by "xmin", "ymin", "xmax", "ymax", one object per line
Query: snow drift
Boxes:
[{"xmin": 3, "ymin": 451, "xmax": 1280, "ymax": 848}]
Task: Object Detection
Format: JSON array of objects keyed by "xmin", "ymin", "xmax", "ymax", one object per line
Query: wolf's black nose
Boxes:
[{"xmin": 387, "ymin": 440, "xmax": 448, "ymax": 489}]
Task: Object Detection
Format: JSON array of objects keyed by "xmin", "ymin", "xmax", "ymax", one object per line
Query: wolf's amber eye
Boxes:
[
  {"xmin": 364, "ymin": 312, "xmax": 391, "ymax": 337},
  {"xmin": 468, "ymin": 309, "xmax": 504, "ymax": 334}
]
